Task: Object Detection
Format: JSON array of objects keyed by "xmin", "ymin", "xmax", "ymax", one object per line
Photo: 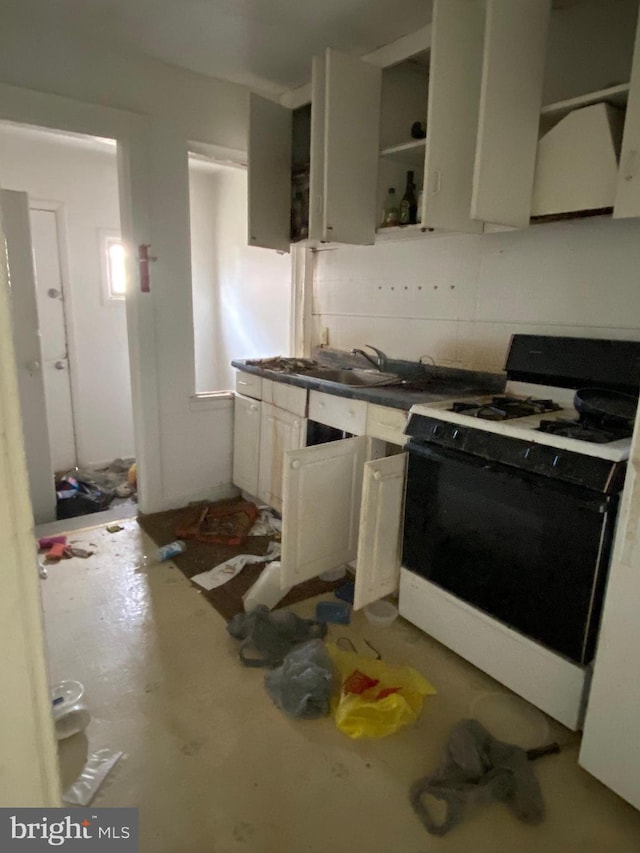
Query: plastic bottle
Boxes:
[
  {"xmin": 399, "ymin": 170, "xmax": 417, "ymax": 225},
  {"xmin": 243, "ymin": 561, "xmax": 292, "ymax": 611},
  {"xmin": 382, "ymin": 187, "xmax": 399, "ymax": 227},
  {"xmin": 158, "ymin": 540, "xmax": 186, "ymax": 561}
]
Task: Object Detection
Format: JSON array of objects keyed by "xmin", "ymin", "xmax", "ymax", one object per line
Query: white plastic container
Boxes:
[
  {"xmin": 363, "ymin": 599, "xmax": 399, "ymax": 628},
  {"xmin": 243, "ymin": 561, "xmax": 292, "ymax": 611},
  {"xmin": 319, "ymin": 566, "xmax": 346, "ymax": 582},
  {"xmin": 51, "ymin": 680, "xmax": 90, "ymax": 740}
]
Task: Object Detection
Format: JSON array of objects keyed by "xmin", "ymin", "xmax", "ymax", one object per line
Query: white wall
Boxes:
[
  {"xmin": 189, "ymin": 161, "xmax": 291, "ymax": 393},
  {"xmin": 313, "ymin": 216, "xmax": 640, "ymax": 372},
  {"xmin": 0, "ymin": 123, "xmax": 133, "ymax": 467}
]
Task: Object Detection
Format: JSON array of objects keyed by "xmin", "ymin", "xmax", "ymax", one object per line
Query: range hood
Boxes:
[{"xmin": 531, "ymin": 103, "xmax": 625, "ymax": 218}]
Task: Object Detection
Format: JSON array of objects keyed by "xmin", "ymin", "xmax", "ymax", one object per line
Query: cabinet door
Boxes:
[
  {"xmin": 308, "ymin": 53, "xmax": 326, "ymax": 242},
  {"xmin": 281, "ymin": 436, "xmax": 367, "ymax": 588},
  {"xmin": 322, "ymin": 50, "xmax": 382, "ymax": 244},
  {"xmin": 257, "ymin": 402, "xmax": 306, "ymax": 513},
  {"xmin": 248, "ymin": 94, "xmax": 292, "ymax": 251},
  {"xmin": 354, "ymin": 454, "xmax": 407, "ymax": 610},
  {"xmin": 232, "ymin": 394, "xmax": 261, "ymax": 496},
  {"xmin": 615, "ymin": 12, "xmax": 640, "ymax": 218},
  {"xmin": 471, "ymin": 0, "xmax": 551, "ymax": 227},
  {"xmin": 423, "ymin": 0, "xmax": 485, "ymax": 233}
]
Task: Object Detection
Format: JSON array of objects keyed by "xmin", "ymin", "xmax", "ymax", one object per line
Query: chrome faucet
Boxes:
[{"xmin": 350, "ymin": 345, "xmax": 389, "ymax": 371}]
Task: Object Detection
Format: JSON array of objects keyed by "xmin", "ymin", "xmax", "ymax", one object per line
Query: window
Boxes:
[{"xmin": 100, "ymin": 229, "xmax": 126, "ymax": 301}]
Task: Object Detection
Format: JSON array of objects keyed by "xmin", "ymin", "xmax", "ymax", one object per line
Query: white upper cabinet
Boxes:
[
  {"xmin": 471, "ymin": 0, "xmax": 552, "ymax": 228},
  {"xmin": 533, "ymin": 0, "xmax": 640, "ymax": 220},
  {"xmin": 247, "ymin": 94, "xmax": 292, "ymax": 252},
  {"xmin": 422, "ymin": 0, "xmax": 486, "ymax": 233},
  {"xmin": 315, "ymin": 49, "xmax": 382, "ymax": 244}
]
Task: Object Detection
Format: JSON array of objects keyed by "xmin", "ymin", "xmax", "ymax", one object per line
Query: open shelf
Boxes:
[
  {"xmin": 379, "ymin": 138, "xmax": 427, "ymax": 166},
  {"xmin": 541, "ymin": 83, "xmax": 630, "ymax": 120}
]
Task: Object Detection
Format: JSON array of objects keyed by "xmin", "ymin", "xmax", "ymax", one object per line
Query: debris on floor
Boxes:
[
  {"xmin": 328, "ymin": 642, "xmax": 436, "ymax": 739},
  {"xmin": 410, "ymin": 718, "xmax": 558, "ymax": 836},
  {"xmin": 106, "ymin": 523, "xmax": 125, "ymax": 534},
  {"xmin": 315, "ymin": 600, "xmax": 351, "ymax": 625},
  {"xmin": 175, "ymin": 499, "xmax": 259, "ymax": 545},
  {"xmin": 227, "ymin": 604, "xmax": 327, "ymax": 668},
  {"xmin": 191, "ymin": 542, "xmax": 281, "ymax": 591},
  {"xmin": 63, "ymin": 748, "xmax": 124, "ymax": 806},
  {"xmin": 55, "ymin": 458, "xmax": 137, "ymax": 521},
  {"xmin": 265, "ymin": 639, "xmax": 336, "ymax": 719}
]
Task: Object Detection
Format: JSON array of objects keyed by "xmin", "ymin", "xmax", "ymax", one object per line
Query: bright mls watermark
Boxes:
[{"xmin": 0, "ymin": 809, "xmax": 138, "ymax": 850}]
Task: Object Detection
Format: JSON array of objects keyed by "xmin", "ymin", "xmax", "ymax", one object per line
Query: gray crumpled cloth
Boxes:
[
  {"xmin": 410, "ymin": 719, "xmax": 545, "ymax": 836},
  {"xmin": 227, "ymin": 604, "xmax": 327, "ymax": 668}
]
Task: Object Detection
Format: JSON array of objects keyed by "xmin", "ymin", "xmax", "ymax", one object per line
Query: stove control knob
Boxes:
[
  {"xmin": 452, "ymin": 428, "xmax": 461, "ymax": 440},
  {"xmin": 431, "ymin": 424, "xmax": 442, "ymax": 436},
  {"xmin": 523, "ymin": 447, "xmax": 532, "ymax": 460},
  {"xmin": 552, "ymin": 455, "xmax": 561, "ymax": 468}
]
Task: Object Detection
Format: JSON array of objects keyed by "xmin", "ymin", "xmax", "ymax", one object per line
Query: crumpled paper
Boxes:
[{"xmin": 191, "ymin": 540, "xmax": 281, "ymax": 591}]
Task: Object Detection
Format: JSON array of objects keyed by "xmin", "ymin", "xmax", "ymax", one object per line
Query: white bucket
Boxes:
[
  {"xmin": 51, "ymin": 680, "xmax": 90, "ymax": 740},
  {"xmin": 243, "ymin": 561, "xmax": 292, "ymax": 611}
]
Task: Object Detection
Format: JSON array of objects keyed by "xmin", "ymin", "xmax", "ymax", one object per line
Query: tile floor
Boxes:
[{"xmin": 39, "ymin": 518, "xmax": 640, "ymax": 853}]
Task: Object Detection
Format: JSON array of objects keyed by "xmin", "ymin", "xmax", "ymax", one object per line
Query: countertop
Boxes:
[{"xmin": 231, "ymin": 354, "xmax": 505, "ymax": 412}]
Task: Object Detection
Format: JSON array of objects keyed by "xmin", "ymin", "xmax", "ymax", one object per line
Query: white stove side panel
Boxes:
[{"xmin": 399, "ymin": 568, "xmax": 587, "ymax": 730}]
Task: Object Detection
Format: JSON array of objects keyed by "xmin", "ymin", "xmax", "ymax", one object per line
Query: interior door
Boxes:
[
  {"xmin": 30, "ymin": 208, "xmax": 77, "ymax": 472},
  {"xmin": 248, "ymin": 94, "xmax": 292, "ymax": 252},
  {"xmin": 423, "ymin": 0, "xmax": 485, "ymax": 233},
  {"xmin": 281, "ymin": 436, "xmax": 367, "ymax": 588},
  {"xmin": 354, "ymin": 453, "xmax": 407, "ymax": 610},
  {"xmin": 1, "ymin": 191, "xmax": 56, "ymax": 523},
  {"xmin": 471, "ymin": 0, "xmax": 551, "ymax": 227},
  {"xmin": 322, "ymin": 49, "xmax": 382, "ymax": 244},
  {"xmin": 614, "ymin": 8, "xmax": 640, "ymax": 217}
]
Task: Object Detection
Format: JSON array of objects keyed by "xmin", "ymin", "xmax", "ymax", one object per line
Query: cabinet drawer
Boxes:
[
  {"xmin": 308, "ymin": 391, "xmax": 367, "ymax": 435},
  {"xmin": 272, "ymin": 382, "xmax": 307, "ymax": 417},
  {"xmin": 235, "ymin": 371, "xmax": 262, "ymax": 400},
  {"xmin": 366, "ymin": 403, "xmax": 408, "ymax": 445}
]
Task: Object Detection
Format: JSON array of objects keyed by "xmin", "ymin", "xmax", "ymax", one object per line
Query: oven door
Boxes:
[{"xmin": 402, "ymin": 441, "xmax": 617, "ymax": 664}]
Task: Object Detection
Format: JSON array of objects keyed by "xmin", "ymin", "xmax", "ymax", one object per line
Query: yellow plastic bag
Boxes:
[{"xmin": 327, "ymin": 643, "xmax": 437, "ymax": 739}]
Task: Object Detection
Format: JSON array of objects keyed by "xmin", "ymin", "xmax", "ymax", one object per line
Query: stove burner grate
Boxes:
[
  {"xmin": 450, "ymin": 395, "xmax": 562, "ymax": 421},
  {"xmin": 537, "ymin": 417, "xmax": 633, "ymax": 444}
]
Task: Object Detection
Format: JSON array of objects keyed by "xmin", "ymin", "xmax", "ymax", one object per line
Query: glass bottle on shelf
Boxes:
[
  {"xmin": 382, "ymin": 187, "xmax": 399, "ymax": 228},
  {"xmin": 399, "ymin": 170, "xmax": 417, "ymax": 225}
]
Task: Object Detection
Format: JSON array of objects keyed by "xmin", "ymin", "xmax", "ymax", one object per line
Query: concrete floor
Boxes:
[{"xmin": 40, "ymin": 518, "xmax": 640, "ymax": 853}]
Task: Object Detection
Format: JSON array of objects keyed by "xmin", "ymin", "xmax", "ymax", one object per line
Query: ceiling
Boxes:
[{"xmin": 9, "ymin": 0, "xmax": 433, "ymax": 96}]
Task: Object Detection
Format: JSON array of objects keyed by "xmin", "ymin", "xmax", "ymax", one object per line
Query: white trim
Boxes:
[
  {"xmin": 399, "ymin": 568, "xmax": 587, "ymax": 730},
  {"xmin": 0, "ymin": 201, "xmax": 61, "ymax": 806}
]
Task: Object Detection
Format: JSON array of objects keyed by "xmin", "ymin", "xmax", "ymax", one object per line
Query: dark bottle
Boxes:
[{"xmin": 399, "ymin": 170, "xmax": 417, "ymax": 225}]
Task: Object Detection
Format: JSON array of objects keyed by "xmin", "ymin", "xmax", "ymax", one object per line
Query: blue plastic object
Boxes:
[
  {"xmin": 334, "ymin": 580, "xmax": 355, "ymax": 605},
  {"xmin": 315, "ymin": 600, "xmax": 351, "ymax": 625}
]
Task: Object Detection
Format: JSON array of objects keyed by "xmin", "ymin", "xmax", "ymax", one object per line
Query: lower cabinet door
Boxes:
[
  {"xmin": 232, "ymin": 394, "xmax": 261, "ymax": 496},
  {"xmin": 281, "ymin": 436, "xmax": 367, "ymax": 588},
  {"xmin": 354, "ymin": 453, "xmax": 407, "ymax": 610},
  {"xmin": 257, "ymin": 402, "xmax": 306, "ymax": 513}
]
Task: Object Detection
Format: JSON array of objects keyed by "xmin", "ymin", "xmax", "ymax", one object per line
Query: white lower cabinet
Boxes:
[
  {"xmin": 232, "ymin": 394, "xmax": 261, "ymax": 496},
  {"xmin": 257, "ymin": 401, "xmax": 307, "ymax": 513},
  {"xmin": 280, "ymin": 434, "xmax": 407, "ymax": 608}
]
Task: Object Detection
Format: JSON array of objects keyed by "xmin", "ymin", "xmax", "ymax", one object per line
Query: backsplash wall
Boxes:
[{"xmin": 312, "ymin": 215, "xmax": 640, "ymax": 373}]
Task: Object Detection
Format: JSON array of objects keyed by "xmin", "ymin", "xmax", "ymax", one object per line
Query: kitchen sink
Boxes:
[{"xmin": 301, "ymin": 366, "xmax": 404, "ymax": 387}]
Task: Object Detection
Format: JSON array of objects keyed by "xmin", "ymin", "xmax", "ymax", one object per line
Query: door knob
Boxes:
[{"xmin": 54, "ymin": 361, "xmax": 66, "ymax": 370}]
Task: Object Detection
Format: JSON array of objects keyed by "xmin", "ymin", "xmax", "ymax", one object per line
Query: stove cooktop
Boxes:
[{"xmin": 409, "ymin": 382, "xmax": 634, "ymax": 462}]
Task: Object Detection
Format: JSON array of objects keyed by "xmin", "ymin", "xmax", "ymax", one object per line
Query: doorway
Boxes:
[{"xmin": 0, "ymin": 121, "xmax": 136, "ymax": 523}]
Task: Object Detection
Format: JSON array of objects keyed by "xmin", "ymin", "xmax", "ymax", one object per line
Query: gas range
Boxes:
[{"xmin": 408, "ymin": 380, "xmax": 633, "ymax": 464}]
